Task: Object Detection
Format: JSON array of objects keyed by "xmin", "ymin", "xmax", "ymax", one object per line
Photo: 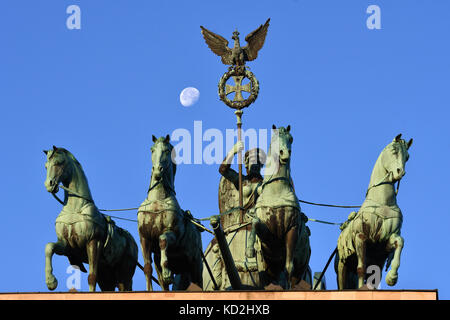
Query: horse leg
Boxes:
[
  {"xmin": 86, "ymin": 239, "xmax": 102, "ymax": 292},
  {"xmin": 117, "ymin": 263, "xmax": 134, "ymax": 292},
  {"xmin": 285, "ymin": 226, "xmax": 298, "ymax": 288},
  {"xmin": 117, "ymin": 258, "xmax": 134, "ymax": 292},
  {"xmin": 173, "ymin": 273, "xmax": 191, "ymax": 291},
  {"xmin": 154, "ymin": 256, "xmax": 167, "ymax": 291},
  {"xmin": 246, "ymin": 217, "xmax": 260, "ymax": 258},
  {"xmin": 159, "ymin": 231, "xmax": 176, "ymax": 288},
  {"xmin": 44, "ymin": 241, "xmax": 66, "ymax": 290},
  {"xmin": 385, "ymin": 233, "xmax": 404, "ymax": 286},
  {"xmin": 140, "ymin": 237, "xmax": 153, "ymax": 291},
  {"xmin": 251, "ymin": 217, "xmax": 276, "ymax": 245},
  {"xmin": 118, "ymin": 276, "xmax": 133, "ymax": 292},
  {"xmin": 97, "ymin": 267, "xmax": 115, "ymax": 292},
  {"xmin": 192, "ymin": 250, "xmax": 204, "ymax": 289},
  {"xmin": 355, "ymin": 233, "xmax": 367, "ymax": 288},
  {"xmin": 119, "ymin": 259, "xmax": 137, "ymax": 292},
  {"xmin": 337, "ymin": 258, "xmax": 347, "ymax": 290}
]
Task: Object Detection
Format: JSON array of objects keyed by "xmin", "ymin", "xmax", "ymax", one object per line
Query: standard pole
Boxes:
[
  {"xmin": 210, "ymin": 215, "xmax": 242, "ymax": 290},
  {"xmin": 235, "ymin": 109, "xmax": 244, "ymax": 224}
]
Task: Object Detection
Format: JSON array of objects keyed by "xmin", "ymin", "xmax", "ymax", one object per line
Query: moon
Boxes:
[{"xmin": 180, "ymin": 87, "xmax": 200, "ymax": 107}]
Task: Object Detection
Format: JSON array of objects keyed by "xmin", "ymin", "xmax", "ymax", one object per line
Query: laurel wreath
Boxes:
[{"xmin": 218, "ymin": 67, "xmax": 259, "ymax": 110}]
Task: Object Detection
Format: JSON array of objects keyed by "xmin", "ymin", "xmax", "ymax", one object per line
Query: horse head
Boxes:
[
  {"xmin": 271, "ymin": 125, "xmax": 292, "ymax": 164},
  {"xmin": 265, "ymin": 125, "xmax": 293, "ymax": 176},
  {"xmin": 151, "ymin": 134, "xmax": 176, "ymax": 184},
  {"xmin": 381, "ymin": 134, "xmax": 413, "ymax": 182},
  {"xmin": 43, "ymin": 146, "xmax": 75, "ymax": 194}
]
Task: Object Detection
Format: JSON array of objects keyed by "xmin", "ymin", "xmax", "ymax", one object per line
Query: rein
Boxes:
[
  {"xmin": 260, "ymin": 176, "xmax": 361, "ymax": 209},
  {"xmin": 51, "ymin": 180, "xmax": 216, "ymax": 232},
  {"xmin": 50, "ymin": 170, "xmax": 402, "ymax": 228},
  {"xmin": 261, "ymin": 171, "xmax": 401, "ymax": 210},
  {"xmin": 148, "ymin": 159, "xmax": 176, "ymax": 195},
  {"xmin": 146, "ymin": 179, "xmax": 163, "ymax": 195},
  {"xmin": 59, "ymin": 185, "xmax": 94, "ymax": 203},
  {"xmin": 51, "ymin": 185, "xmax": 93, "ymax": 207},
  {"xmin": 52, "ymin": 180, "xmax": 162, "ymax": 210},
  {"xmin": 365, "ymin": 172, "xmax": 401, "ymax": 198}
]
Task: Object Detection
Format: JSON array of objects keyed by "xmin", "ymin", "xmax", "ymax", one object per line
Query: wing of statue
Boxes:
[
  {"xmin": 243, "ymin": 18, "xmax": 270, "ymax": 62},
  {"xmin": 200, "ymin": 26, "xmax": 233, "ymax": 65},
  {"xmin": 218, "ymin": 176, "xmax": 240, "ymax": 214}
]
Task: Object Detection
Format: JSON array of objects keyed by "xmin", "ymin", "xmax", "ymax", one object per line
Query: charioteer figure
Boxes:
[
  {"xmin": 219, "ymin": 141, "xmax": 266, "ymax": 214},
  {"xmin": 205, "ymin": 142, "xmax": 267, "ymax": 290}
]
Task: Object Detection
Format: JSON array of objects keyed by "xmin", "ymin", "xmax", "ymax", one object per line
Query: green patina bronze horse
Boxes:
[
  {"xmin": 247, "ymin": 125, "xmax": 312, "ymax": 288},
  {"xmin": 137, "ymin": 135, "xmax": 203, "ymax": 291},
  {"xmin": 335, "ymin": 134, "xmax": 413, "ymax": 289},
  {"xmin": 44, "ymin": 146, "xmax": 138, "ymax": 292}
]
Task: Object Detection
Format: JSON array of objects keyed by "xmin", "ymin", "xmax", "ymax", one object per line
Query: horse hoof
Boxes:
[
  {"xmin": 162, "ymin": 270, "xmax": 174, "ymax": 285},
  {"xmin": 385, "ymin": 270, "xmax": 398, "ymax": 286},
  {"xmin": 46, "ymin": 275, "xmax": 58, "ymax": 291},
  {"xmin": 246, "ymin": 248, "xmax": 255, "ymax": 258},
  {"xmin": 163, "ymin": 276, "xmax": 174, "ymax": 285}
]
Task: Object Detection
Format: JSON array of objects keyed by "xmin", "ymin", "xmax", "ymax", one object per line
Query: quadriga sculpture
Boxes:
[
  {"xmin": 246, "ymin": 125, "xmax": 312, "ymax": 288},
  {"xmin": 44, "ymin": 146, "xmax": 138, "ymax": 292},
  {"xmin": 138, "ymin": 135, "xmax": 203, "ymax": 291},
  {"xmin": 335, "ymin": 134, "xmax": 413, "ymax": 289}
]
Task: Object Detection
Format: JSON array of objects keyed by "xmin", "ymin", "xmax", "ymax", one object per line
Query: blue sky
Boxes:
[{"xmin": 0, "ymin": 0, "xmax": 449, "ymax": 298}]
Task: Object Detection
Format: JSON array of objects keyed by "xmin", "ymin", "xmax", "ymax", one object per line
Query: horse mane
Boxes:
[
  {"xmin": 55, "ymin": 148, "xmax": 91, "ymax": 188},
  {"xmin": 50, "ymin": 147, "xmax": 93, "ymax": 200},
  {"xmin": 58, "ymin": 148, "xmax": 82, "ymax": 168}
]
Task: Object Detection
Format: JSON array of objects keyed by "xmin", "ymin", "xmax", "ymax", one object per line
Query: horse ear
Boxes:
[
  {"xmin": 165, "ymin": 134, "xmax": 170, "ymax": 143},
  {"xmin": 43, "ymin": 150, "xmax": 48, "ymax": 155},
  {"xmin": 272, "ymin": 124, "xmax": 277, "ymax": 130},
  {"xmin": 394, "ymin": 134, "xmax": 402, "ymax": 142},
  {"xmin": 53, "ymin": 145, "xmax": 58, "ymax": 151},
  {"xmin": 152, "ymin": 135, "xmax": 157, "ymax": 143},
  {"xmin": 407, "ymin": 138, "xmax": 413, "ymax": 149},
  {"xmin": 286, "ymin": 125, "xmax": 291, "ymax": 132}
]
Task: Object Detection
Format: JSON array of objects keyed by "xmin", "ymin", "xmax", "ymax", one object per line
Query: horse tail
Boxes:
[{"xmin": 181, "ymin": 210, "xmax": 204, "ymax": 286}]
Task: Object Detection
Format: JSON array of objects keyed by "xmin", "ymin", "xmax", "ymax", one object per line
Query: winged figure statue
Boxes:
[{"xmin": 200, "ymin": 18, "xmax": 270, "ymax": 67}]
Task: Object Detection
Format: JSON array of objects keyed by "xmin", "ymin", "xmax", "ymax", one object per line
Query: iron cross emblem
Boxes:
[{"xmin": 225, "ymin": 76, "xmax": 252, "ymax": 102}]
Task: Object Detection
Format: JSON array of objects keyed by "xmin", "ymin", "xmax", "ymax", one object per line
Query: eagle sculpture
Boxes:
[{"xmin": 200, "ymin": 18, "xmax": 270, "ymax": 66}]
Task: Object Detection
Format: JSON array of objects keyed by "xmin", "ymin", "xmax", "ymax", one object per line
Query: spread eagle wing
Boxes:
[
  {"xmin": 243, "ymin": 18, "xmax": 270, "ymax": 62},
  {"xmin": 218, "ymin": 176, "xmax": 240, "ymax": 215},
  {"xmin": 200, "ymin": 26, "xmax": 233, "ymax": 65}
]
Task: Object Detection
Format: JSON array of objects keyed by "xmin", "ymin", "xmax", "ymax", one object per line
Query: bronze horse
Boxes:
[
  {"xmin": 247, "ymin": 125, "xmax": 311, "ymax": 288},
  {"xmin": 137, "ymin": 135, "xmax": 203, "ymax": 290},
  {"xmin": 44, "ymin": 146, "xmax": 138, "ymax": 291},
  {"xmin": 335, "ymin": 134, "xmax": 412, "ymax": 289}
]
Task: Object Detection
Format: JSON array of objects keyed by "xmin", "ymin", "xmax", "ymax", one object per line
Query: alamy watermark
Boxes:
[
  {"xmin": 66, "ymin": 5, "xmax": 81, "ymax": 30},
  {"xmin": 366, "ymin": 265, "xmax": 382, "ymax": 289},
  {"xmin": 66, "ymin": 5, "xmax": 381, "ymax": 31},
  {"xmin": 66, "ymin": 265, "xmax": 81, "ymax": 290},
  {"xmin": 366, "ymin": 5, "xmax": 381, "ymax": 30},
  {"xmin": 170, "ymin": 121, "xmax": 271, "ymax": 165},
  {"xmin": 166, "ymin": 121, "xmax": 286, "ymax": 178}
]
